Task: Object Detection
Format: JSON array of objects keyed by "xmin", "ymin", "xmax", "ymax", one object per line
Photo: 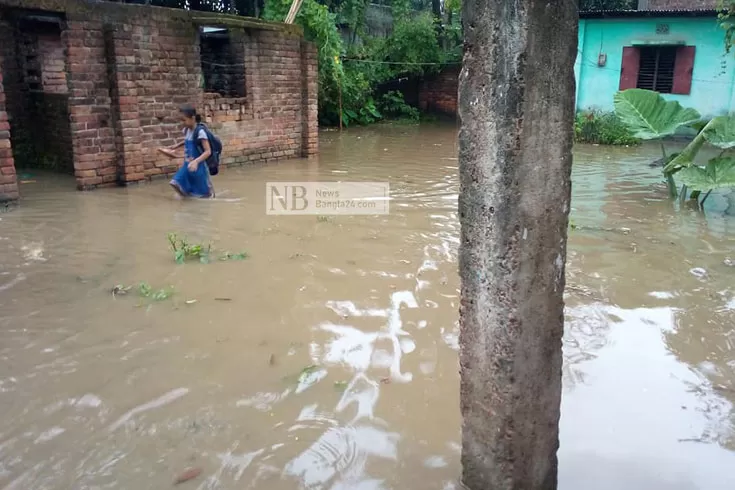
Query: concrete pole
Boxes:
[{"xmin": 457, "ymin": 1, "xmax": 577, "ymax": 489}]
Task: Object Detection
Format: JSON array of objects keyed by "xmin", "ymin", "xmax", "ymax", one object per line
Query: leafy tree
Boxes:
[
  {"xmin": 719, "ymin": 1, "xmax": 735, "ymax": 53},
  {"xmin": 579, "ymin": 0, "xmax": 637, "ymax": 9}
]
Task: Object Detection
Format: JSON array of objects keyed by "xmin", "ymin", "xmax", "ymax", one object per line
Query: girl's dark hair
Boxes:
[{"xmin": 180, "ymin": 104, "xmax": 202, "ymax": 123}]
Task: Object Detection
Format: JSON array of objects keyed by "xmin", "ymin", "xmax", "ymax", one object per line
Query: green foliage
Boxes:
[
  {"xmin": 219, "ymin": 251, "xmax": 249, "ymax": 260},
  {"xmin": 378, "ymin": 90, "xmax": 421, "ymax": 121},
  {"xmin": 613, "ymin": 89, "xmax": 701, "ymax": 140},
  {"xmin": 614, "ymin": 89, "xmax": 735, "ymax": 202},
  {"xmin": 579, "ymin": 0, "xmax": 637, "ymax": 9},
  {"xmin": 701, "ymin": 115, "xmax": 735, "ymax": 149},
  {"xmin": 677, "ymin": 157, "xmax": 735, "ymax": 192},
  {"xmin": 376, "ymin": 13, "xmax": 443, "ymax": 75},
  {"xmin": 263, "ymin": 0, "xmax": 456, "ymax": 126},
  {"xmin": 168, "ymin": 232, "xmax": 249, "ymax": 263},
  {"xmin": 168, "ymin": 233, "xmax": 212, "ymax": 264},
  {"xmin": 341, "ymin": 98, "xmax": 382, "ymax": 126},
  {"xmin": 573, "ymin": 110, "xmax": 639, "ymax": 146},
  {"xmin": 112, "ymin": 281, "xmax": 174, "ymax": 302},
  {"xmin": 139, "ymin": 282, "xmax": 175, "ymax": 301},
  {"xmin": 264, "ymin": 0, "xmax": 344, "ymax": 123},
  {"xmin": 719, "ymin": 1, "xmax": 735, "ymax": 53}
]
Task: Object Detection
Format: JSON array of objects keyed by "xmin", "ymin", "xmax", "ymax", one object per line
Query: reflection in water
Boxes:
[{"xmin": 0, "ymin": 125, "xmax": 734, "ymax": 489}]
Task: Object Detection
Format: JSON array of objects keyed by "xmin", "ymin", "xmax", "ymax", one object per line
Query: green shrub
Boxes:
[
  {"xmin": 263, "ymin": 0, "xmax": 457, "ymax": 127},
  {"xmin": 574, "ymin": 110, "xmax": 640, "ymax": 146},
  {"xmin": 377, "ymin": 90, "xmax": 420, "ymax": 121}
]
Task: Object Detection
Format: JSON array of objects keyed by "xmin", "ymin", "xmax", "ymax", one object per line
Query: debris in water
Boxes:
[
  {"xmin": 219, "ymin": 251, "xmax": 249, "ymax": 261},
  {"xmin": 380, "ymin": 377, "xmax": 391, "ymax": 384},
  {"xmin": 185, "ymin": 300, "xmax": 197, "ymax": 305},
  {"xmin": 724, "ymin": 258, "xmax": 734, "ymax": 267},
  {"xmin": 174, "ymin": 467, "xmax": 202, "ymax": 485},
  {"xmin": 298, "ymin": 365, "xmax": 319, "ymax": 381},
  {"xmin": 334, "ymin": 380, "xmax": 348, "ymax": 391},
  {"xmin": 111, "ymin": 285, "xmax": 132, "ymax": 297},
  {"xmin": 268, "ymin": 354, "xmax": 276, "ymax": 366},
  {"xmin": 689, "ymin": 267, "xmax": 708, "ymax": 279},
  {"xmin": 214, "ymin": 297, "xmax": 232, "ymax": 301}
]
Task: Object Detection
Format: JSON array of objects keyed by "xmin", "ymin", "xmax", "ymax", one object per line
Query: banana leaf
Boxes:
[
  {"xmin": 676, "ymin": 157, "xmax": 735, "ymax": 192},
  {"xmin": 613, "ymin": 89, "xmax": 701, "ymax": 140}
]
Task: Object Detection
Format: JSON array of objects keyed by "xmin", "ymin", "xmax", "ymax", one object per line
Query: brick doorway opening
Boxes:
[{"xmin": 1, "ymin": 12, "xmax": 74, "ymax": 182}]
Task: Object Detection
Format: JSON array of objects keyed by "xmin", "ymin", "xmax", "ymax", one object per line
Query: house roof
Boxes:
[{"xmin": 579, "ymin": 9, "xmax": 719, "ymax": 19}]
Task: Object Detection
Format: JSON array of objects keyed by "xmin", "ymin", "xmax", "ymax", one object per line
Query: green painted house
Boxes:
[{"xmin": 576, "ymin": 8, "xmax": 731, "ymax": 117}]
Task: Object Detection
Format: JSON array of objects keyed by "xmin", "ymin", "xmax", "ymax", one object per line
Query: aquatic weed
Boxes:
[
  {"xmin": 219, "ymin": 251, "xmax": 249, "ymax": 261},
  {"xmin": 167, "ymin": 233, "xmax": 211, "ymax": 264},
  {"xmin": 282, "ymin": 364, "xmax": 320, "ymax": 384},
  {"xmin": 138, "ymin": 282, "xmax": 174, "ymax": 301}
]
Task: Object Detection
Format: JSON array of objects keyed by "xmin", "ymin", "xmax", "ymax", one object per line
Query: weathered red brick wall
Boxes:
[
  {"xmin": 0, "ymin": 18, "xmax": 75, "ymax": 175},
  {"xmin": 0, "ymin": 18, "xmax": 18, "ymax": 202},
  {"xmin": 0, "ymin": 0, "xmax": 318, "ymax": 197},
  {"xmin": 418, "ymin": 66, "xmax": 459, "ymax": 117}
]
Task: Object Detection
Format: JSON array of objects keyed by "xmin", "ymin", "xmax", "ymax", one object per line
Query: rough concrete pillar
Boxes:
[{"xmin": 457, "ymin": 1, "xmax": 577, "ymax": 489}]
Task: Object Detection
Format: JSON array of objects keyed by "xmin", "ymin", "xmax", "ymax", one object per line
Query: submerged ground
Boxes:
[{"xmin": 1, "ymin": 123, "xmax": 734, "ymax": 489}]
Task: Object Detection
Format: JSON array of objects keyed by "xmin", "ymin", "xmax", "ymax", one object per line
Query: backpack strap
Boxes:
[{"xmin": 194, "ymin": 123, "xmax": 209, "ymax": 154}]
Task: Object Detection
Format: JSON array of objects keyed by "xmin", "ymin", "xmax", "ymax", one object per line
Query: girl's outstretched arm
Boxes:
[{"xmin": 187, "ymin": 139, "xmax": 211, "ymax": 172}]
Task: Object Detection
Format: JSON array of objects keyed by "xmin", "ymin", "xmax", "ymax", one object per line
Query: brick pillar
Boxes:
[
  {"xmin": 0, "ymin": 72, "xmax": 18, "ymax": 203},
  {"xmin": 65, "ymin": 18, "xmax": 117, "ymax": 190},
  {"xmin": 0, "ymin": 21, "xmax": 18, "ymax": 203},
  {"xmin": 300, "ymin": 40, "xmax": 318, "ymax": 157},
  {"xmin": 104, "ymin": 24, "xmax": 144, "ymax": 184}
]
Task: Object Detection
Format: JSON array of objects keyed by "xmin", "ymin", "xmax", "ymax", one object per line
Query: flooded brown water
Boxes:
[{"xmin": 1, "ymin": 123, "xmax": 735, "ymax": 490}]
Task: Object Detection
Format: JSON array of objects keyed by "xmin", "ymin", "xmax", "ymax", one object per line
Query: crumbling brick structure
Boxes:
[
  {"xmin": 0, "ymin": 0, "xmax": 318, "ymax": 202},
  {"xmin": 418, "ymin": 66, "xmax": 459, "ymax": 118}
]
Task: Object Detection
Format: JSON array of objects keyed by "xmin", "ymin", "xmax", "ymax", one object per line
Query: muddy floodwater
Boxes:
[{"xmin": 1, "ymin": 123, "xmax": 735, "ymax": 490}]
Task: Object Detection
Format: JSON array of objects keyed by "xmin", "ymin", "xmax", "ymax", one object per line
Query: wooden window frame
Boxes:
[{"xmin": 618, "ymin": 45, "xmax": 695, "ymax": 95}]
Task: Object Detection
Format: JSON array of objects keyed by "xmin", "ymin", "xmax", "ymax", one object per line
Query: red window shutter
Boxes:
[
  {"xmin": 619, "ymin": 46, "xmax": 640, "ymax": 90},
  {"xmin": 672, "ymin": 46, "xmax": 695, "ymax": 95}
]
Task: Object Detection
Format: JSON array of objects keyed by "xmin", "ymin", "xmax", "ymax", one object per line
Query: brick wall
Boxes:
[
  {"xmin": 0, "ymin": 18, "xmax": 18, "ymax": 202},
  {"xmin": 0, "ymin": 19, "xmax": 74, "ymax": 175},
  {"xmin": 38, "ymin": 30, "xmax": 68, "ymax": 94},
  {"xmin": 0, "ymin": 0, "xmax": 318, "ymax": 198},
  {"xmin": 418, "ymin": 66, "xmax": 459, "ymax": 117}
]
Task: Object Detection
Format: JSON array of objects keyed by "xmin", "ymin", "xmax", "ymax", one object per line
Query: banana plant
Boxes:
[{"xmin": 614, "ymin": 89, "xmax": 735, "ymax": 205}]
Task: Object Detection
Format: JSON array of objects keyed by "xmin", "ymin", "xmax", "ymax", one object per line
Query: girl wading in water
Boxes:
[{"xmin": 159, "ymin": 105, "xmax": 215, "ymax": 198}]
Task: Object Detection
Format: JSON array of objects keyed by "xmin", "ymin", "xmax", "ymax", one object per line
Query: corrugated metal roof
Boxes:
[{"xmin": 580, "ymin": 9, "xmax": 719, "ymax": 19}]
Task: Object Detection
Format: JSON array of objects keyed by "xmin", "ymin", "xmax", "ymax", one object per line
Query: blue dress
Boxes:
[{"xmin": 170, "ymin": 128, "xmax": 214, "ymax": 198}]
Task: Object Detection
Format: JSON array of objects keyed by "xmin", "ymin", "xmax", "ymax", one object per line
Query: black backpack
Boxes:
[{"xmin": 196, "ymin": 123, "xmax": 223, "ymax": 176}]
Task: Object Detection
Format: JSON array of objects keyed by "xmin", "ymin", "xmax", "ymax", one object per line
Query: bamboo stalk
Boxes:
[{"xmin": 284, "ymin": 0, "xmax": 305, "ymax": 24}]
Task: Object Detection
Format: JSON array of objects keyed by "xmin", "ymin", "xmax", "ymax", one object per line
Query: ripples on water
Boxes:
[{"xmin": 1, "ymin": 124, "xmax": 734, "ymax": 489}]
